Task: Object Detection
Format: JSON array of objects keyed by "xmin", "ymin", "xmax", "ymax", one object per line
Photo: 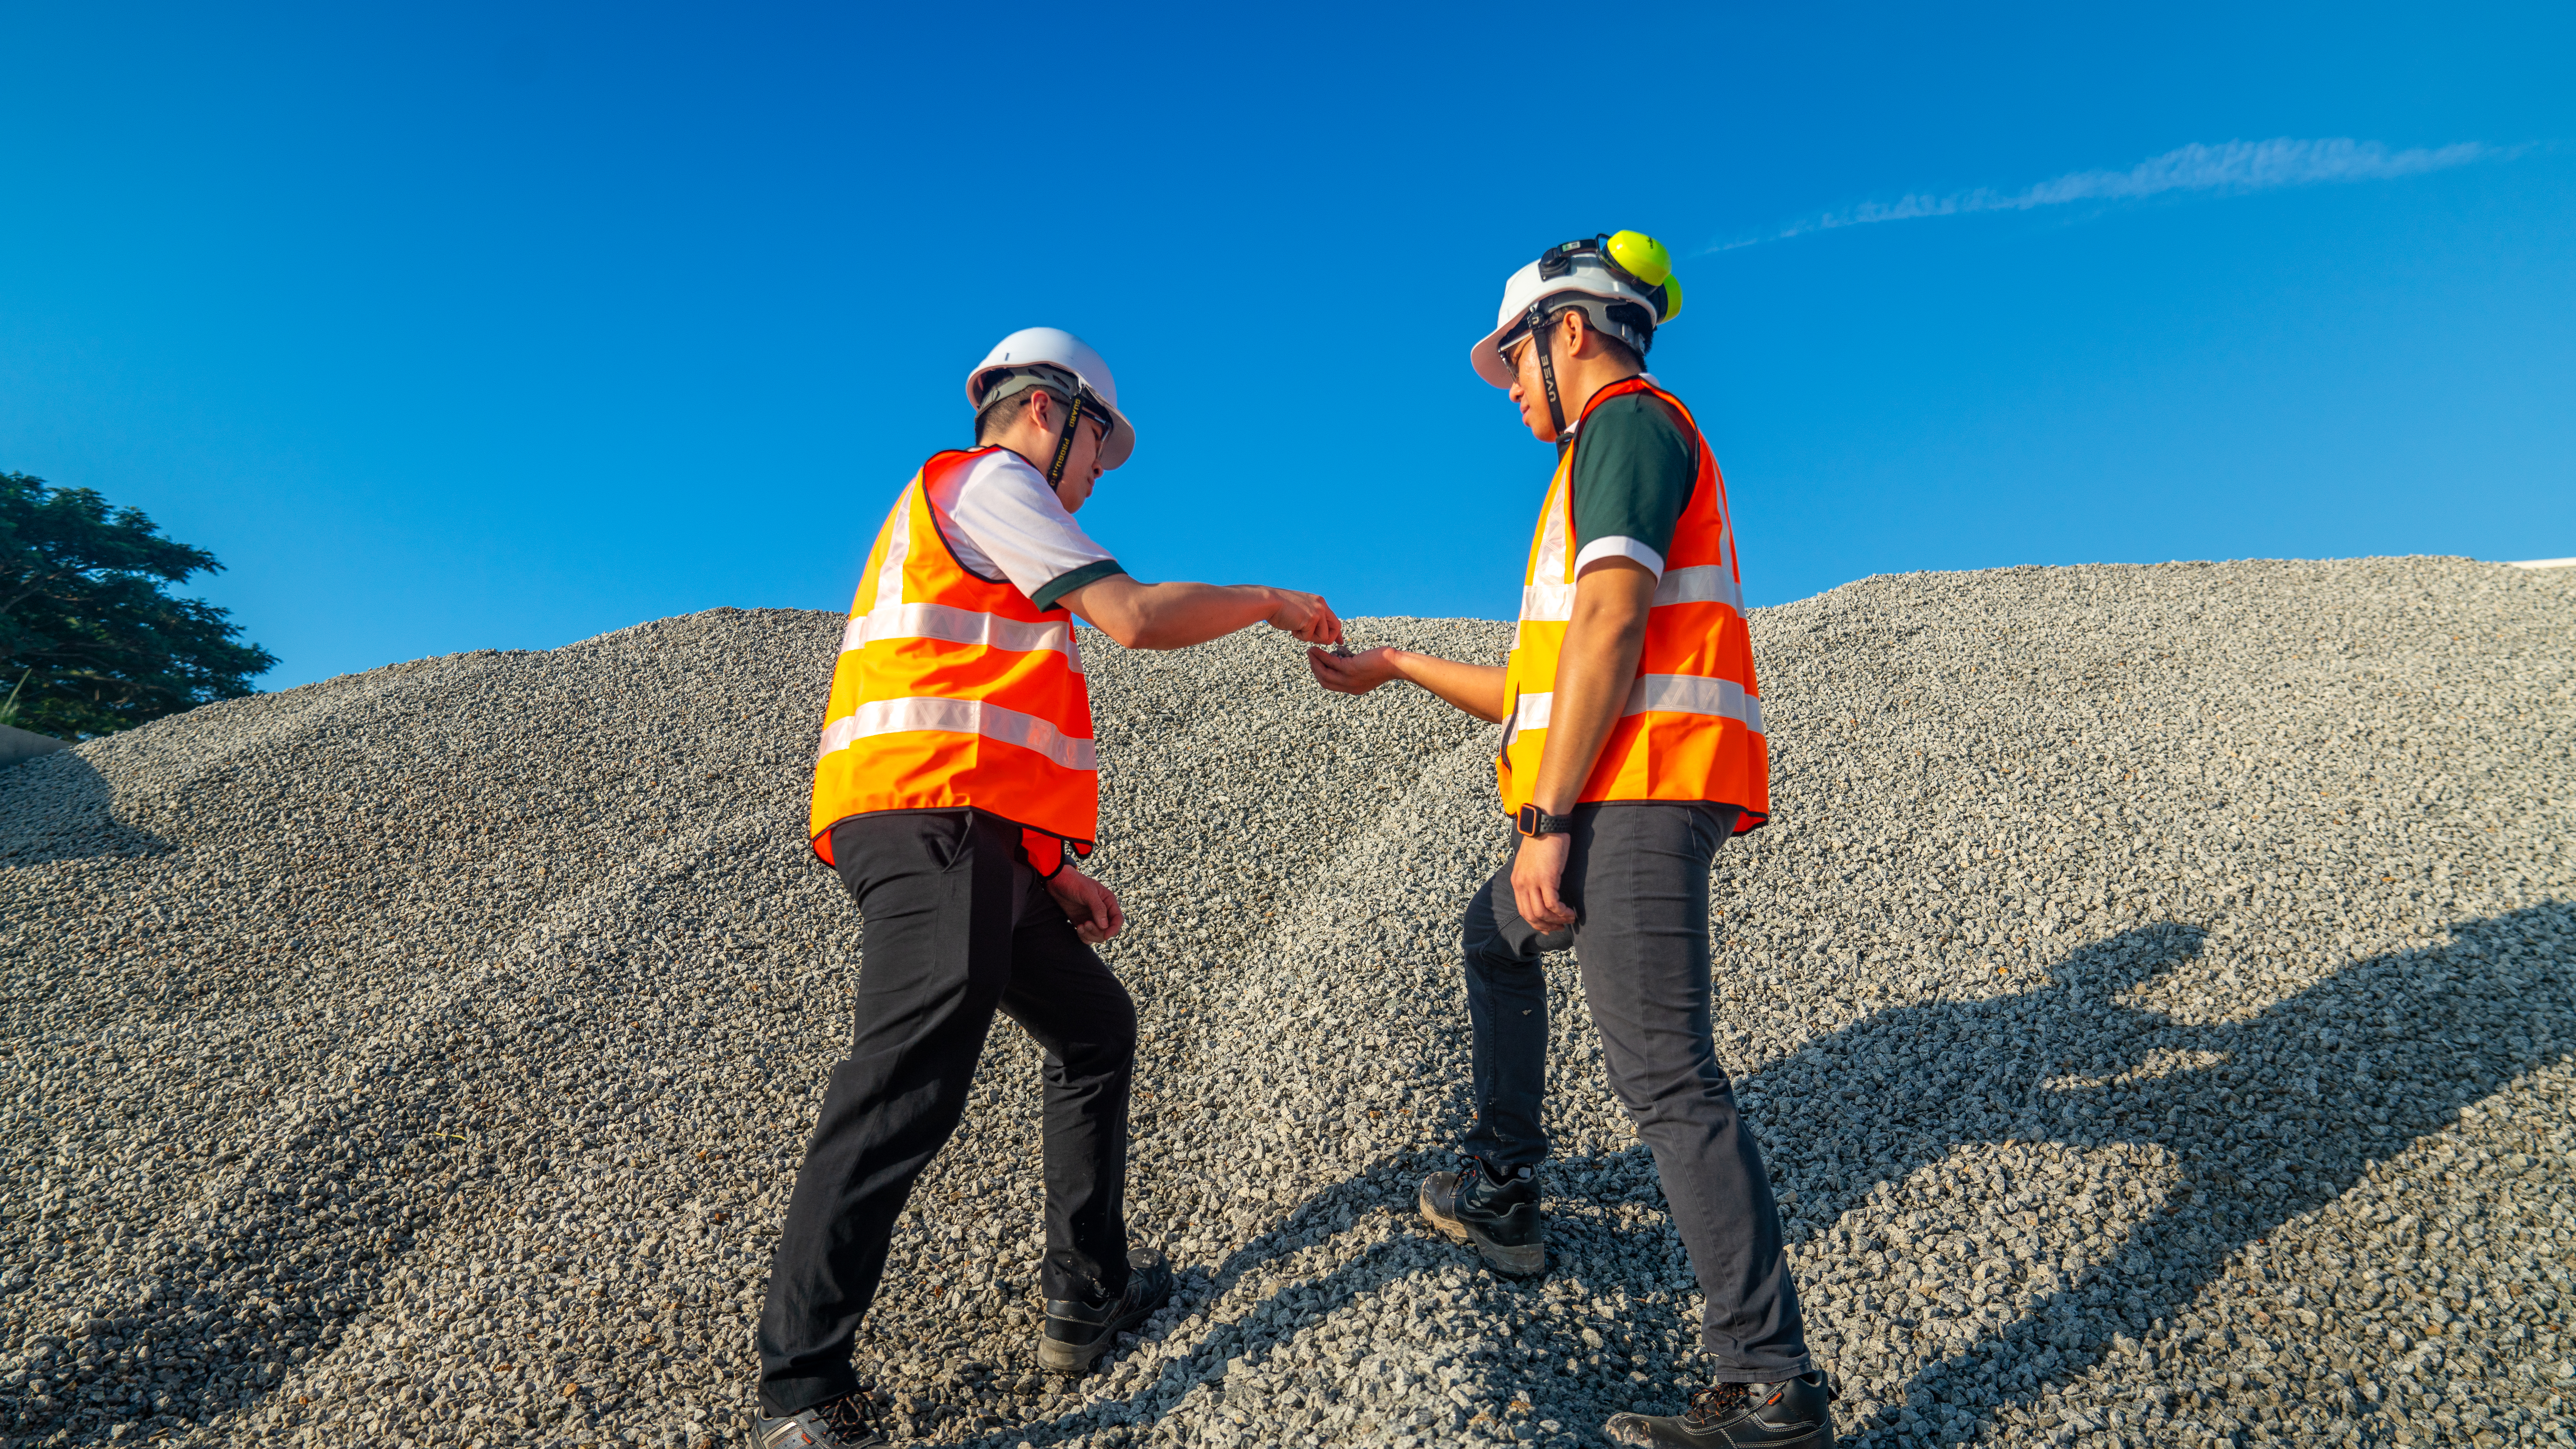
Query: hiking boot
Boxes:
[
  {"xmin": 1038, "ymin": 1247, "xmax": 1173, "ymax": 1374},
  {"xmin": 748, "ymin": 1392, "xmax": 889, "ymax": 1448},
  {"xmin": 1419, "ymin": 1157, "xmax": 1544, "ymax": 1276},
  {"xmin": 1603, "ymin": 1372, "xmax": 1837, "ymax": 1448}
]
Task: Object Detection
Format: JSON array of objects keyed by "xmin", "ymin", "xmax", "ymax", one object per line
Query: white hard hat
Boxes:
[
  {"xmin": 1470, "ymin": 234, "xmax": 1679, "ymax": 389},
  {"xmin": 965, "ymin": 327, "xmax": 1136, "ymax": 470}
]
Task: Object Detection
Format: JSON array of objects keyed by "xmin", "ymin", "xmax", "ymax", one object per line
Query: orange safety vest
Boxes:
[
  {"xmin": 808, "ymin": 447, "xmax": 1098, "ymax": 872},
  {"xmin": 1495, "ymin": 376, "xmax": 1769, "ymax": 832}
]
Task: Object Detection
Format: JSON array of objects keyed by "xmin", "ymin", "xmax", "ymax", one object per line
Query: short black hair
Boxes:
[
  {"xmin": 973, "ymin": 386, "xmax": 1059, "ymax": 444},
  {"xmin": 1589, "ymin": 328, "xmax": 1644, "ymax": 373},
  {"xmin": 1542, "ymin": 303, "xmax": 1644, "ymax": 372}
]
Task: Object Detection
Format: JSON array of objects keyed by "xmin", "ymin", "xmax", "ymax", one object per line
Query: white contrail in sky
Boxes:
[{"xmin": 1709, "ymin": 137, "xmax": 2500, "ymax": 252}]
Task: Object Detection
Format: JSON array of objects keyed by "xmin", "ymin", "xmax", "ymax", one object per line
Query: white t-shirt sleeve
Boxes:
[
  {"xmin": 1572, "ymin": 536, "xmax": 1668, "ymax": 578},
  {"xmin": 929, "ymin": 451, "xmax": 1124, "ymax": 607}
]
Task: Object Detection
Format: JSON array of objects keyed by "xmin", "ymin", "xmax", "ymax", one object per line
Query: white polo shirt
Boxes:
[{"xmin": 926, "ymin": 448, "xmax": 1126, "ymax": 612}]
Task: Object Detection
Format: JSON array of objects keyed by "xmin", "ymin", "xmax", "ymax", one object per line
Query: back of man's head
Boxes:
[
  {"xmin": 1544, "ymin": 297, "xmax": 1650, "ymax": 371},
  {"xmin": 973, "ymin": 365, "xmax": 1082, "ymax": 444}
]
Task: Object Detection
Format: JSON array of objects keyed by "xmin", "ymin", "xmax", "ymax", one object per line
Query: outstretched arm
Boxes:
[
  {"xmin": 1307, "ymin": 646, "xmax": 1509, "ymax": 723},
  {"xmin": 1061, "ymin": 574, "xmax": 1341, "ymax": 651}
]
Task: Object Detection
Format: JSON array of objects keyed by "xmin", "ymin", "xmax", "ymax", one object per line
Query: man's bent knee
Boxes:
[
  {"xmin": 1055, "ymin": 1021, "xmax": 1138, "ymax": 1079},
  {"xmin": 1462, "ymin": 924, "xmax": 1545, "ymax": 981}
]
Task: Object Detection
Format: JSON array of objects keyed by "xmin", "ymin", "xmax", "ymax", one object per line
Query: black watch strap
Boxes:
[{"xmin": 1515, "ymin": 803, "xmax": 1572, "ymax": 838}]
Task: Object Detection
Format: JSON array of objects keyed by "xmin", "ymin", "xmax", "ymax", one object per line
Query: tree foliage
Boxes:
[{"xmin": 0, "ymin": 471, "xmax": 276, "ymax": 739}]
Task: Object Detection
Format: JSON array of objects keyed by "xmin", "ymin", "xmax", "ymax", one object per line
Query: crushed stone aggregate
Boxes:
[{"xmin": 2, "ymin": 555, "xmax": 2571, "ymax": 1449}]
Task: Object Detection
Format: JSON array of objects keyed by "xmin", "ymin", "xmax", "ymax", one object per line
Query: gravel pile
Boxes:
[{"xmin": 4, "ymin": 555, "xmax": 2571, "ymax": 1449}]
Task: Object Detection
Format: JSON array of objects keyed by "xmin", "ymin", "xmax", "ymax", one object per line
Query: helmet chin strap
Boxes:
[
  {"xmin": 1044, "ymin": 392, "xmax": 1090, "ymax": 488},
  {"xmin": 1526, "ymin": 303, "xmax": 1570, "ymax": 457}
]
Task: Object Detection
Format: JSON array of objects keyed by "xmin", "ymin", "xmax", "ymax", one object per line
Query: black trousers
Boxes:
[
  {"xmin": 756, "ymin": 809, "xmax": 1138, "ymax": 1416},
  {"xmin": 1459, "ymin": 801, "xmax": 1812, "ymax": 1383}
]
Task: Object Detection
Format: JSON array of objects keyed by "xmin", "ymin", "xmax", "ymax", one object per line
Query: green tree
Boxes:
[{"xmin": 0, "ymin": 471, "xmax": 276, "ymax": 738}]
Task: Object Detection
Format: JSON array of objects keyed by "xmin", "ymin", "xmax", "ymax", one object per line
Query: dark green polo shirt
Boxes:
[{"xmin": 1568, "ymin": 391, "xmax": 1699, "ymax": 572}]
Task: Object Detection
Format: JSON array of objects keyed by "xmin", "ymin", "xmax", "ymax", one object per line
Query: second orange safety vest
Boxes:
[
  {"xmin": 808, "ymin": 447, "xmax": 1098, "ymax": 871},
  {"xmin": 1496, "ymin": 377, "xmax": 1770, "ymax": 831}
]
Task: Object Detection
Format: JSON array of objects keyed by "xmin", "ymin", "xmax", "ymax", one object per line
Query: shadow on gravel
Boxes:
[
  {"xmin": 948, "ymin": 905, "xmax": 2572, "ymax": 1449},
  {"xmin": 14, "ymin": 1142, "xmax": 486, "ymax": 1448},
  {"xmin": 1819, "ymin": 904, "xmax": 2574, "ymax": 1448},
  {"xmin": 0, "ymin": 750, "xmax": 172, "ymax": 865},
  {"xmin": 15, "ymin": 1162, "xmax": 475, "ymax": 1447},
  {"xmin": 13, "ymin": 1089, "xmax": 485, "ymax": 1445},
  {"xmin": 927, "ymin": 1189, "xmax": 1460, "ymax": 1449}
]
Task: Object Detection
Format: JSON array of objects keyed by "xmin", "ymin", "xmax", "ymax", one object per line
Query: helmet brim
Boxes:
[
  {"xmin": 1469, "ymin": 319, "xmax": 1521, "ymax": 390},
  {"xmin": 1096, "ymin": 409, "xmax": 1136, "ymax": 470}
]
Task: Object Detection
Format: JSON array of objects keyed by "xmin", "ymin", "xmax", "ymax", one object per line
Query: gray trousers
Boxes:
[{"xmin": 1460, "ymin": 801, "xmax": 1811, "ymax": 1381}]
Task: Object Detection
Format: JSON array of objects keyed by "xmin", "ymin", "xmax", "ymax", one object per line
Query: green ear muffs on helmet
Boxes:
[{"xmin": 1535, "ymin": 230, "xmax": 1683, "ymax": 322}]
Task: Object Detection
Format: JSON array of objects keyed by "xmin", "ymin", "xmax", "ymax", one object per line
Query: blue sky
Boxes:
[{"xmin": 4, "ymin": 3, "xmax": 2569, "ymax": 690}]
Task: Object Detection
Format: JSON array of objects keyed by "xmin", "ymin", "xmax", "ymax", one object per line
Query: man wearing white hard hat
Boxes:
[
  {"xmin": 754, "ymin": 328, "xmax": 1342, "ymax": 1447},
  {"xmin": 1310, "ymin": 236, "xmax": 1834, "ymax": 1448}
]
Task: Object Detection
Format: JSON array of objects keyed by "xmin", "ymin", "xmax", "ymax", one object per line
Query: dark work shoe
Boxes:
[
  {"xmin": 1419, "ymin": 1157, "xmax": 1544, "ymax": 1276},
  {"xmin": 748, "ymin": 1392, "xmax": 889, "ymax": 1448},
  {"xmin": 1603, "ymin": 1372, "xmax": 1837, "ymax": 1448},
  {"xmin": 1039, "ymin": 1247, "xmax": 1173, "ymax": 1374}
]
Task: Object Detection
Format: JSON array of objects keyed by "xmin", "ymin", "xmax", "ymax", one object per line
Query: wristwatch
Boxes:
[{"xmin": 1514, "ymin": 804, "xmax": 1572, "ymax": 838}]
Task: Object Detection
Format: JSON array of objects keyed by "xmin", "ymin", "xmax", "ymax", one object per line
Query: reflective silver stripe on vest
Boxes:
[
  {"xmin": 1626, "ymin": 673, "xmax": 1764, "ymax": 731},
  {"xmin": 1511, "ymin": 673, "xmax": 1764, "ymax": 735},
  {"xmin": 1652, "ymin": 564, "xmax": 1744, "ymax": 614},
  {"xmin": 1518, "ymin": 563, "xmax": 1742, "ymax": 625},
  {"xmin": 814, "ymin": 697, "xmax": 1098, "ymax": 771},
  {"xmin": 1520, "ymin": 580, "xmax": 1576, "ymax": 623},
  {"xmin": 839, "ymin": 603, "xmax": 1083, "ymax": 672}
]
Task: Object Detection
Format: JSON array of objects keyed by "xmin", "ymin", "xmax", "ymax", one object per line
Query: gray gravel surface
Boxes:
[{"xmin": 4, "ymin": 555, "xmax": 2571, "ymax": 1449}]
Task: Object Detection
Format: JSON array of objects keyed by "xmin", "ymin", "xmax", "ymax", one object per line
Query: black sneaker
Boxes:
[
  {"xmin": 1038, "ymin": 1247, "xmax": 1173, "ymax": 1374},
  {"xmin": 1419, "ymin": 1157, "xmax": 1545, "ymax": 1276},
  {"xmin": 1603, "ymin": 1372, "xmax": 1837, "ymax": 1448},
  {"xmin": 748, "ymin": 1392, "xmax": 889, "ymax": 1448}
]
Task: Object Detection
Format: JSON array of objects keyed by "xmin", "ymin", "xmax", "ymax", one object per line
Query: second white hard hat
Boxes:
[
  {"xmin": 1469, "ymin": 232, "xmax": 1682, "ymax": 389},
  {"xmin": 965, "ymin": 327, "xmax": 1137, "ymax": 470}
]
